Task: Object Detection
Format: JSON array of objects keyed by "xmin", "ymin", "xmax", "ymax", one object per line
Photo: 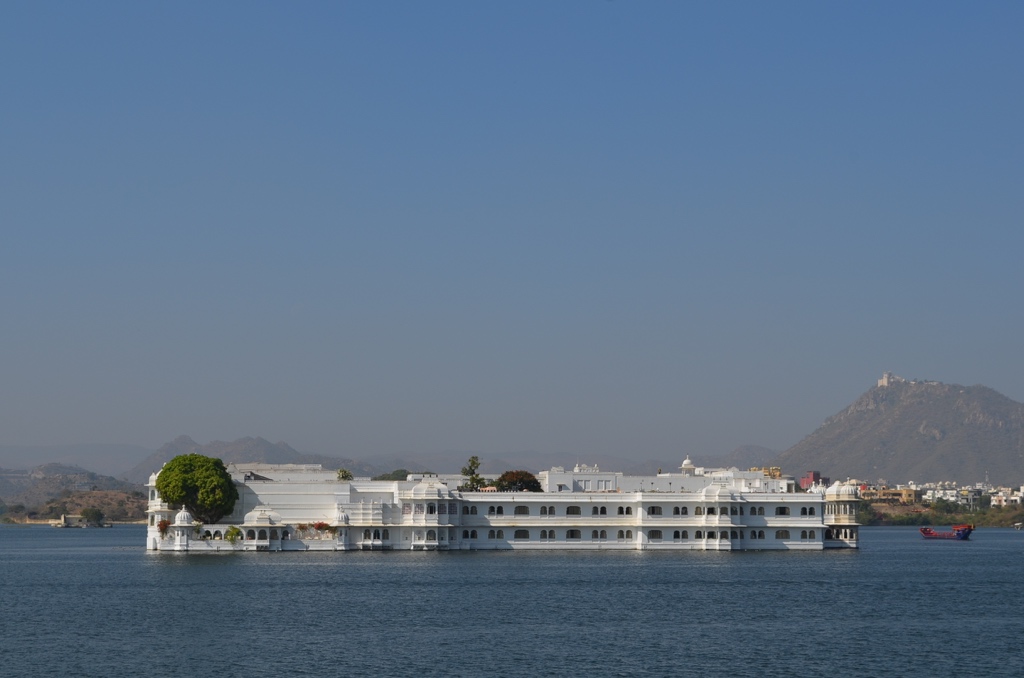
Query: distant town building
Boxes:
[{"xmin": 800, "ymin": 471, "xmax": 830, "ymax": 491}]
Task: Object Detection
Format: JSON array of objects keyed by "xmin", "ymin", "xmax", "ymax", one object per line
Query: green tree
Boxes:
[
  {"xmin": 80, "ymin": 507, "xmax": 105, "ymax": 526},
  {"xmin": 460, "ymin": 456, "xmax": 486, "ymax": 491},
  {"xmin": 155, "ymin": 454, "xmax": 239, "ymax": 524},
  {"xmin": 337, "ymin": 468, "xmax": 354, "ymax": 481},
  {"xmin": 493, "ymin": 470, "xmax": 542, "ymax": 492},
  {"xmin": 224, "ymin": 525, "xmax": 243, "ymax": 544}
]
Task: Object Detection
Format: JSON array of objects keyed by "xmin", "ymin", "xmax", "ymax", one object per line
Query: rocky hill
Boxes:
[
  {"xmin": 775, "ymin": 374, "xmax": 1024, "ymax": 485},
  {"xmin": 122, "ymin": 435, "xmax": 378, "ymax": 484},
  {"xmin": 0, "ymin": 463, "xmax": 142, "ymax": 507}
]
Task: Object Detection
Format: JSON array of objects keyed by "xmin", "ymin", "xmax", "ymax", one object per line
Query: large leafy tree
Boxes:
[
  {"xmin": 155, "ymin": 454, "xmax": 239, "ymax": 524},
  {"xmin": 493, "ymin": 470, "xmax": 542, "ymax": 492}
]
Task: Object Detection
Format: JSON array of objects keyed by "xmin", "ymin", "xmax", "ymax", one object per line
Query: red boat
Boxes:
[{"xmin": 919, "ymin": 524, "xmax": 974, "ymax": 540}]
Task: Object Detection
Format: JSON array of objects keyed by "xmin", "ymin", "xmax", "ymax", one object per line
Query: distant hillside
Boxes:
[
  {"xmin": 776, "ymin": 374, "xmax": 1024, "ymax": 485},
  {"xmin": 714, "ymin": 445, "xmax": 779, "ymax": 471},
  {"xmin": 0, "ymin": 443, "xmax": 153, "ymax": 477},
  {"xmin": 0, "ymin": 463, "xmax": 142, "ymax": 507},
  {"xmin": 122, "ymin": 435, "xmax": 379, "ymax": 484}
]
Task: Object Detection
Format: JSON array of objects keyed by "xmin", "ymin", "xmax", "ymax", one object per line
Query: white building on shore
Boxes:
[{"xmin": 146, "ymin": 457, "xmax": 860, "ymax": 553}]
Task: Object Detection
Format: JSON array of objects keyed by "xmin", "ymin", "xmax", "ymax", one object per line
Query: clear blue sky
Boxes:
[{"xmin": 2, "ymin": 2, "xmax": 1021, "ymax": 462}]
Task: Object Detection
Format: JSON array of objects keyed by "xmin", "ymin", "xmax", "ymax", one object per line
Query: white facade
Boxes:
[{"xmin": 146, "ymin": 459, "xmax": 860, "ymax": 553}]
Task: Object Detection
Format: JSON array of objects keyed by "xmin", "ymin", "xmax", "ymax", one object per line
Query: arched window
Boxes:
[
  {"xmin": 673, "ymin": 507, "xmax": 680, "ymax": 515},
  {"xmin": 617, "ymin": 530, "xmax": 625, "ymax": 539},
  {"xmin": 775, "ymin": 530, "xmax": 790, "ymax": 539},
  {"xmin": 427, "ymin": 530, "xmax": 436, "ymax": 540},
  {"xmin": 706, "ymin": 531, "xmax": 716, "ymax": 539},
  {"xmin": 540, "ymin": 530, "xmax": 548, "ymax": 540},
  {"xmin": 364, "ymin": 529, "xmax": 372, "ymax": 540},
  {"xmin": 719, "ymin": 531, "xmax": 727, "ymax": 540},
  {"xmin": 373, "ymin": 529, "xmax": 381, "ymax": 539},
  {"xmin": 592, "ymin": 530, "xmax": 600, "ymax": 539},
  {"xmin": 470, "ymin": 530, "xmax": 478, "ymax": 539},
  {"xmin": 801, "ymin": 530, "xmax": 808, "ymax": 539},
  {"xmin": 758, "ymin": 530, "xmax": 765, "ymax": 539},
  {"xmin": 625, "ymin": 507, "xmax": 632, "ymax": 515},
  {"xmin": 809, "ymin": 530, "xmax": 815, "ymax": 539},
  {"xmin": 427, "ymin": 503, "xmax": 436, "ymax": 515},
  {"xmin": 488, "ymin": 506, "xmax": 496, "ymax": 515},
  {"xmin": 213, "ymin": 531, "xmax": 222, "ymax": 540},
  {"xmin": 246, "ymin": 530, "xmax": 256, "ymax": 540},
  {"xmin": 625, "ymin": 530, "xmax": 632, "ymax": 539},
  {"xmin": 566, "ymin": 506, "xmax": 582, "ymax": 516},
  {"xmin": 462, "ymin": 530, "xmax": 469, "ymax": 539},
  {"xmin": 488, "ymin": 529, "xmax": 496, "ymax": 539},
  {"xmin": 592, "ymin": 506, "xmax": 600, "ymax": 515},
  {"xmin": 648, "ymin": 506, "xmax": 662, "ymax": 516},
  {"xmin": 496, "ymin": 530, "xmax": 504, "ymax": 539},
  {"xmin": 548, "ymin": 506, "xmax": 555, "ymax": 515},
  {"xmin": 775, "ymin": 507, "xmax": 790, "ymax": 516},
  {"xmin": 470, "ymin": 506, "xmax": 478, "ymax": 515},
  {"xmin": 269, "ymin": 529, "xmax": 278, "ymax": 540},
  {"xmin": 648, "ymin": 530, "xmax": 663, "ymax": 540},
  {"xmin": 730, "ymin": 530, "xmax": 738, "ymax": 539},
  {"xmin": 695, "ymin": 506, "xmax": 704, "ymax": 516},
  {"xmin": 566, "ymin": 529, "xmax": 582, "ymax": 540},
  {"xmin": 462, "ymin": 506, "xmax": 469, "ymax": 515},
  {"xmin": 673, "ymin": 530, "xmax": 680, "ymax": 539},
  {"xmin": 808, "ymin": 507, "xmax": 816, "ymax": 516},
  {"xmin": 695, "ymin": 531, "xmax": 703, "ymax": 539},
  {"xmin": 707, "ymin": 507, "xmax": 716, "ymax": 515},
  {"xmin": 382, "ymin": 529, "xmax": 390, "ymax": 540},
  {"xmin": 800, "ymin": 507, "xmax": 808, "ymax": 516},
  {"xmin": 514, "ymin": 529, "xmax": 529, "ymax": 540},
  {"xmin": 599, "ymin": 530, "xmax": 607, "ymax": 539},
  {"xmin": 540, "ymin": 506, "xmax": 548, "ymax": 516},
  {"xmin": 757, "ymin": 507, "xmax": 765, "ymax": 516},
  {"xmin": 496, "ymin": 506, "xmax": 504, "ymax": 515},
  {"xmin": 599, "ymin": 506, "xmax": 607, "ymax": 515},
  {"xmin": 730, "ymin": 506, "xmax": 738, "ymax": 515},
  {"xmin": 514, "ymin": 506, "xmax": 529, "ymax": 516},
  {"xmin": 680, "ymin": 506, "xmax": 688, "ymax": 515},
  {"xmin": 680, "ymin": 530, "xmax": 688, "ymax": 539},
  {"xmin": 617, "ymin": 506, "xmax": 625, "ymax": 515}
]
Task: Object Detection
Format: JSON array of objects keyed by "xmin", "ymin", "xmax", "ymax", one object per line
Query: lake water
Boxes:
[{"xmin": 2, "ymin": 525, "xmax": 1022, "ymax": 677}]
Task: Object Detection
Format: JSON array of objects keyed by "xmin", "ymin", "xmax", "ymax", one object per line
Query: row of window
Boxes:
[
  {"xmin": 401, "ymin": 503, "xmax": 459, "ymax": 515},
  {"xmin": 455, "ymin": 529, "xmax": 818, "ymax": 541},
  {"xmin": 452, "ymin": 504, "xmax": 820, "ymax": 517},
  {"xmin": 192, "ymin": 527, "xmax": 817, "ymax": 542}
]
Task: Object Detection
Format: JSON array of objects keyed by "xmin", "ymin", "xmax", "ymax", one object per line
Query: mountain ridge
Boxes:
[{"xmin": 774, "ymin": 374, "xmax": 1024, "ymax": 484}]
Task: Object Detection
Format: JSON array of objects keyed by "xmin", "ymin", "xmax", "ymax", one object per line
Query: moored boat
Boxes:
[{"xmin": 919, "ymin": 524, "xmax": 974, "ymax": 540}]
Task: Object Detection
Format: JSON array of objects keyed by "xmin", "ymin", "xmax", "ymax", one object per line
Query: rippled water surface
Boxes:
[{"xmin": 2, "ymin": 525, "xmax": 1022, "ymax": 677}]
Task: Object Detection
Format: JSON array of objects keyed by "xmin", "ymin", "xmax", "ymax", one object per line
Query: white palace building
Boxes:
[{"xmin": 145, "ymin": 457, "xmax": 860, "ymax": 553}]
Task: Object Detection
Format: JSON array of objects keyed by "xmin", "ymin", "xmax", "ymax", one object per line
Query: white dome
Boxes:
[
  {"xmin": 173, "ymin": 505, "xmax": 194, "ymax": 526},
  {"xmin": 700, "ymin": 484, "xmax": 734, "ymax": 500},
  {"xmin": 826, "ymin": 481, "xmax": 859, "ymax": 499},
  {"xmin": 411, "ymin": 480, "xmax": 450, "ymax": 499},
  {"xmin": 243, "ymin": 506, "xmax": 281, "ymax": 525}
]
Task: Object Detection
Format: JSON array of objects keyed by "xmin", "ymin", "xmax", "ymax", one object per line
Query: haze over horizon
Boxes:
[{"xmin": 3, "ymin": 4, "xmax": 1022, "ymax": 468}]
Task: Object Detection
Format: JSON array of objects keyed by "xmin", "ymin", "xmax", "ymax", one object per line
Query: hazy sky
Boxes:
[{"xmin": 2, "ymin": 3, "xmax": 1022, "ymax": 463}]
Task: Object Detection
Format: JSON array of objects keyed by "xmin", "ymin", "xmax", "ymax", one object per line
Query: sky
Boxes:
[{"xmin": 2, "ymin": 2, "xmax": 1022, "ymax": 465}]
